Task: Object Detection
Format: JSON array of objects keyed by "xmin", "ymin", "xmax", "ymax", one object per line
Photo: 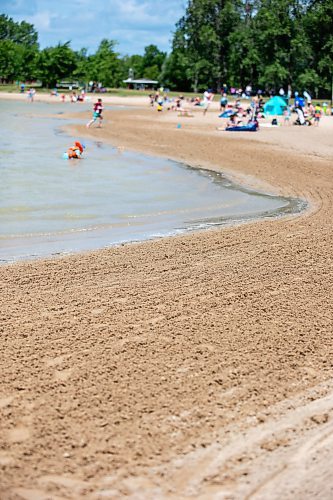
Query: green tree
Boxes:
[
  {"xmin": 0, "ymin": 15, "xmax": 39, "ymax": 82},
  {"xmin": 227, "ymin": 1, "xmax": 261, "ymax": 88},
  {"xmin": 121, "ymin": 54, "xmax": 144, "ymax": 81},
  {"xmin": 0, "ymin": 40, "xmax": 23, "ymax": 81},
  {"xmin": 0, "ymin": 15, "xmax": 38, "ymax": 46},
  {"xmin": 141, "ymin": 44, "xmax": 166, "ymax": 80},
  {"xmin": 250, "ymin": 0, "xmax": 312, "ymax": 92},
  {"xmin": 168, "ymin": 0, "xmax": 332, "ymax": 97},
  {"xmin": 161, "ymin": 21, "xmax": 192, "ymax": 91},
  {"xmin": 159, "ymin": 51, "xmax": 191, "ymax": 90},
  {"xmin": 87, "ymin": 39, "xmax": 122, "ymax": 87},
  {"xmin": 170, "ymin": 0, "xmax": 242, "ymax": 92},
  {"xmin": 303, "ymin": 0, "xmax": 333, "ymax": 97},
  {"xmin": 72, "ymin": 48, "xmax": 89, "ymax": 82},
  {"xmin": 37, "ymin": 42, "xmax": 77, "ymax": 87}
]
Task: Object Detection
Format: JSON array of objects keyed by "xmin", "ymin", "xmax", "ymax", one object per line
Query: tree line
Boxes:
[
  {"xmin": 0, "ymin": 15, "xmax": 166, "ymax": 90},
  {"xmin": 0, "ymin": 0, "xmax": 332, "ymax": 98}
]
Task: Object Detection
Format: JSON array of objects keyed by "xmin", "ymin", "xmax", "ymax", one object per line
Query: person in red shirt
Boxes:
[{"xmin": 86, "ymin": 98, "xmax": 104, "ymax": 128}]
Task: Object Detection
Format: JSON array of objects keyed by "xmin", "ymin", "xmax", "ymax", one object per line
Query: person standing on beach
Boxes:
[
  {"xmin": 27, "ymin": 88, "xmax": 36, "ymax": 102},
  {"xmin": 86, "ymin": 98, "xmax": 104, "ymax": 128},
  {"xmin": 283, "ymin": 104, "xmax": 291, "ymax": 125},
  {"xmin": 314, "ymin": 103, "xmax": 322, "ymax": 127},
  {"xmin": 220, "ymin": 93, "xmax": 228, "ymax": 112},
  {"xmin": 202, "ymin": 89, "xmax": 214, "ymax": 115}
]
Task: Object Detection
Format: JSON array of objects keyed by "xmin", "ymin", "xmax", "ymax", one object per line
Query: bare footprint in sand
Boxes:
[
  {"xmin": 0, "ymin": 395, "xmax": 14, "ymax": 408},
  {"xmin": 8, "ymin": 426, "xmax": 31, "ymax": 443},
  {"xmin": 54, "ymin": 368, "xmax": 73, "ymax": 382},
  {"xmin": 0, "ymin": 451, "xmax": 14, "ymax": 466},
  {"xmin": 12, "ymin": 488, "xmax": 64, "ymax": 500},
  {"xmin": 45, "ymin": 354, "xmax": 70, "ymax": 368}
]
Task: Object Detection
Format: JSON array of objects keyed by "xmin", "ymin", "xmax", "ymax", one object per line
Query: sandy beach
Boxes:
[{"xmin": 1, "ymin": 92, "xmax": 333, "ymax": 499}]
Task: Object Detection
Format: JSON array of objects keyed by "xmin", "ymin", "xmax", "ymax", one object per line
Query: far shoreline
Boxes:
[{"xmin": 0, "ymin": 96, "xmax": 309, "ymax": 264}]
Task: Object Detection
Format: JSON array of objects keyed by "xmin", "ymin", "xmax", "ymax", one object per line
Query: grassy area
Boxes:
[
  {"xmin": 0, "ymin": 83, "xmax": 50, "ymax": 94},
  {"xmin": 108, "ymin": 88, "xmax": 199, "ymax": 99},
  {"xmin": 0, "ymin": 84, "xmax": 331, "ymax": 105},
  {"xmin": 0, "ymin": 83, "xmax": 199, "ymax": 99}
]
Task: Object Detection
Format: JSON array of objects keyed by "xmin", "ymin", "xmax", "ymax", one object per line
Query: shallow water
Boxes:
[{"xmin": 0, "ymin": 100, "xmax": 305, "ymax": 263}]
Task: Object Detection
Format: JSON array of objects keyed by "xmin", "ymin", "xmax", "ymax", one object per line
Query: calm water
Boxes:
[{"xmin": 0, "ymin": 100, "xmax": 305, "ymax": 263}]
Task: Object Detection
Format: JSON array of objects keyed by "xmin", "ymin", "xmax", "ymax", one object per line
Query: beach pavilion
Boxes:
[{"xmin": 123, "ymin": 78, "xmax": 159, "ymax": 90}]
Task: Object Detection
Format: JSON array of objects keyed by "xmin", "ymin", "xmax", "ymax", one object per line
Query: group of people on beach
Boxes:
[
  {"xmin": 148, "ymin": 85, "xmax": 329, "ymax": 132},
  {"xmin": 149, "ymin": 89, "xmax": 216, "ymax": 116},
  {"xmin": 292, "ymin": 100, "xmax": 324, "ymax": 127},
  {"xmin": 20, "ymin": 82, "xmax": 35, "ymax": 102},
  {"xmin": 22, "ymin": 81, "xmax": 328, "ymax": 157}
]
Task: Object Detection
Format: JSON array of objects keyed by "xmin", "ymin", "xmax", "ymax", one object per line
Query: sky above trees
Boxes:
[{"xmin": 1, "ymin": 0, "xmax": 184, "ymax": 56}]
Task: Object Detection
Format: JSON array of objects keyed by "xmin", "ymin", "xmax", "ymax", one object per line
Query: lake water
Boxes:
[{"xmin": 0, "ymin": 99, "xmax": 305, "ymax": 263}]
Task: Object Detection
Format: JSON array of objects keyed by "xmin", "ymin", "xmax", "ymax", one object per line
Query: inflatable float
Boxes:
[
  {"xmin": 219, "ymin": 109, "xmax": 234, "ymax": 118},
  {"xmin": 225, "ymin": 122, "xmax": 259, "ymax": 132}
]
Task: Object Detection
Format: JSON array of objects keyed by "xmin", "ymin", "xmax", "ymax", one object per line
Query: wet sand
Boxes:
[{"xmin": 1, "ymin": 93, "xmax": 333, "ymax": 499}]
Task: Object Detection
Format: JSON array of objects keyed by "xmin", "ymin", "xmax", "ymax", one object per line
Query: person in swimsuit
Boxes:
[{"xmin": 64, "ymin": 141, "xmax": 85, "ymax": 159}]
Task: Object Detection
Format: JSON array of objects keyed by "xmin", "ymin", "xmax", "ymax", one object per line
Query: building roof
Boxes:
[{"xmin": 123, "ymin": 78, "xmax": 159, "ymax": 84}]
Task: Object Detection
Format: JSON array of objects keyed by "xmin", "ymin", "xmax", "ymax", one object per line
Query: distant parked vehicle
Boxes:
[{"xmin": 58, "ymin": 81, "xmax": 80, "ymax": 89}]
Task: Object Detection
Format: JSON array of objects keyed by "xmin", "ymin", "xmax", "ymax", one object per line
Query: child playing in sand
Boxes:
[
  {"xmin": 314, "ymin": 104, "xmax": 322, "ymax": 126},
  {"xmin": 283, "ymin": 105, "xmax": 291, "ymax": 125},
  {"xmin": 27, "ymin": 88, "xmax": 36, "ymax": 102}
]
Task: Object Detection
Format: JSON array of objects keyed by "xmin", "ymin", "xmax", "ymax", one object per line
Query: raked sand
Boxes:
[{"xmin": 1, "ymin": 92, "xmax": 333, "ymax": 499}]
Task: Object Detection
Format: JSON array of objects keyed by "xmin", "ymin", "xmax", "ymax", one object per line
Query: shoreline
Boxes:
[
  {"xmin": 1, "ymin": 93, "xmax": 333, "ymax": 498},
  {"xmin": 0, "ymin": 97, "xmax": 307, "ymax": 265}
]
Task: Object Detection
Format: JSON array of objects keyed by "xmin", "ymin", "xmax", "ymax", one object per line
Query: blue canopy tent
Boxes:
[{"xmin": 263, "ymin": 96, "xmax": 287, "ymax": 116}]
